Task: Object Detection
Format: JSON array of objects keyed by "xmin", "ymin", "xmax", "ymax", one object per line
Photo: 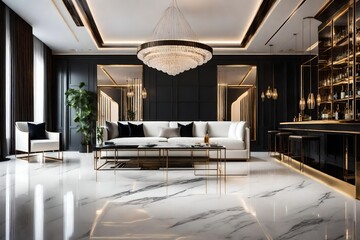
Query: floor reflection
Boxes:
[{"xmin": 0, "ymin": 152, "xmax": 358, "ymax": 239}]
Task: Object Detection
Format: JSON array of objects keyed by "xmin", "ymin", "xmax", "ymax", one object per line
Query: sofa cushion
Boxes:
[
  {"xmin": 228, "ymin": 122, "xmax": 238, "ymax": 139},
  {"xmin": 235, "ymin": 122, "xmax": 246, "ymax": 141},
  {"xmin": 178, "ymin": 122, "xmax": 193, "ymax": 137},
  {"xmin": 142, "ymin": 121, "xmax": 170, "ymax": 137},
  {"xmin": 106, "ymin": 121, "xmax": 119, "ymax": 140},
  {"xmin": 207, "ymin": 121, "xmax": 232, "ymax": 137},
  {"xmin": 112, "ymin": 137, "xmax": 167, "ymax": 145},
  {"xmin": 30, "ymin": 139, "xmax": 59, "ymax": 152},
  {"xmin": 167, "ymin": 137, "xmax": 204, "ymax": 145},
  {"xmin": 28, "ymin": 122, "xmax": 47, "ymax": 140},
  {"xmin": 159, "ymin": 127, "xmax": 180, "ymax": 138},
  {"xmin": 128, "ymin": 122, "xmax": 145, "ymax": 137},
  {"xmin": 118, "ymin": 122, "xmax": 130, "ymax": 137},
  {"xmin": 209, "ymin": 137, "xmax": 245, "ymax": 150},
  {"xmin": 193, "ymin": 122, "xmax": 208, "ymax": 137}
]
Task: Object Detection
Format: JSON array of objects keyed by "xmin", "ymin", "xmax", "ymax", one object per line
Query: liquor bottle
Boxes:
[
  {"xmin": 341, "ymin": 86, "xmax": 345, "ymax": 99},
  {"xmin": 322, "ymin": 106, "xmax": 328, "ymax": 120},
  {"xmin": 345, "ymin": 86, "xmax": 349, "ymax": 98},
  {"xmin": 344, "ymin": 103, "xmax": 351, "ymax": 120},
  {"xmin": 204, "ymin": 131, "xmax": 209, "ymax": 145},
  {"xmin": 335, "ymin": 104, "xmax": 340, "ymax": 120},
  {"xmin": 348, "ymin": 86, "xmax": 352, "ymax": 98}
]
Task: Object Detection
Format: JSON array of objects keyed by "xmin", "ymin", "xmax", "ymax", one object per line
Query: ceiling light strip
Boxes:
[
  {"xmin": 100, "ymin": 67, "xmax": 118, "ymax": 86},
  {"xmin": 50, "ymin": 0, "xmax": 79, "ymax": 42},
  {"xmin": 265, "ymin": 0, "xmax": 307, "ymax": 46},
  {"xmin": 240, "ymin": 0, "xmax": 278, "ymax": 48}
]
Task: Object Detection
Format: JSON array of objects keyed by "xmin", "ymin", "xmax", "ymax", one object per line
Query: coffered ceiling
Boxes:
[{"xmin": 2, "ymin": 0, "xmax": 328, "ymax": 55}]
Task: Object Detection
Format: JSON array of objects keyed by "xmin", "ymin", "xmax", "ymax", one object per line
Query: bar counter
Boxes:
[{"xmin": 279, "ymin": 120, "xmax": 360, "ymax": 199}]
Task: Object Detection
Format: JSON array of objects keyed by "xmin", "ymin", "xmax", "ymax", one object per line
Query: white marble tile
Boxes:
[{"xmin": 0, "ymin": 152, "xmax": 358, "ymax": 239}]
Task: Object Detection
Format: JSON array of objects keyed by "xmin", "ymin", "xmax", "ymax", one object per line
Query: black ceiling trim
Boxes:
[
  {"xmin": 264, "ymin": 0, "xmax": 307, "ymax": 46},
  {"xmin": 240, "ymin": 0, "xmax": 278, "ymax": 48},
  {"xmin": 75, "ymin": 0, "xmax": 103, "ymax": 47},
  {"xmin": 67, "ymin": 0, "xmax": 278, "ymax": 50},
  {"xmin": 62, "ymin": 0, "xmax": 84, "ymax": 26}
]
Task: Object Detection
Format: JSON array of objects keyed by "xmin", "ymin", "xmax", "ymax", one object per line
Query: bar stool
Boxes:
[
  {"xmin": 275, "ymin": 132, "xmax": 292, "ymax": 161},
  {"xmin": 288, "ymin": 135, "xmax": 320, "ymax": 172},
  {"xmin": 267, "ymin": 130, "xmax": 280, "ymax": 157}
]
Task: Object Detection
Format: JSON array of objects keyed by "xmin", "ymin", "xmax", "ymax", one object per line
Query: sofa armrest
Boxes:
[
  {"xmin": 15, "ymin": 126, "xmax": 30, "ymax": 152},
  {"xmin": 46, "ymin": 131, "xmax": 61, "ymax": 141},
  {"xmin": 245, "ymin": 127, "xmax": 250, "ymax": 159}
]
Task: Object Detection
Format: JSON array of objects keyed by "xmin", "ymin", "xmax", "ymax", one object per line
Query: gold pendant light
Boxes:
[{"xmin": 305, "ymin": 17, "xmax": 315, "ymax": 109}]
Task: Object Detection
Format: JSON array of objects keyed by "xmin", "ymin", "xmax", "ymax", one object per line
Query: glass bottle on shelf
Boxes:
[
  {"xmin": 344, "ymin": 103, "xmax": 351, "ymax": 120},
  {"xmin": 348, "ymin": 86, "xmax": 352, "ymax": 98},
  {"xmin": 328, "ymin": 93, "xmax": 332, "ymax": 102},
  {"xmin": 322, "ymin": 106, "xmax": 328, "ymax": 120},
  {"xmin": 345, "ymin": 86, "xmax": 349, "ymax": 98},
  {"xmin": 341, "ymin": 86, "xmax": 345, "ymax": 99},
  {"xmin": 335, "ymin": 104, "xmax": 340, "ymax": 120}
]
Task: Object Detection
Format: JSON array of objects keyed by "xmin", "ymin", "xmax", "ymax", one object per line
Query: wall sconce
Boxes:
[
  {"xmin": 126, "ymin": 80, "xmax": 134, "ymax": 98},
  {"xmin": 141, "ymin": 88, "xmax": 147, "ymax": 99}
]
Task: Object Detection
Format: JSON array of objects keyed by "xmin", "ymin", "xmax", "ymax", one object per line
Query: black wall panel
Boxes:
[{"xmin": 52, "ymin": 55, "xmax": 307, "ymax": 151}]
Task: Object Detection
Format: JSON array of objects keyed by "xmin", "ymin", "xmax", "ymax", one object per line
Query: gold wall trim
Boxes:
[{"xmin": 277, "ymin": 155, "xmax": 355, "ymax": 198}]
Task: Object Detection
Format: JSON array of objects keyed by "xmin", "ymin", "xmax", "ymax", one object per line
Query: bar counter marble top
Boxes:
[{"xmin": 280, "ymin": 120, "xmax": 360, "ymax": 134}]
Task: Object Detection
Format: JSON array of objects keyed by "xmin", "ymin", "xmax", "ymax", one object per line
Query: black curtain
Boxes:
[
  {"xmin": 0, "ymin": 2, "xmax": 7, "ymax": 160},
  {"xmin": 9, "ymin": 9, "xmax": 34, "ymax": 153},
  {"xmin": 45, "ymin": 45, "xmax": 56, "ymax": 131}
]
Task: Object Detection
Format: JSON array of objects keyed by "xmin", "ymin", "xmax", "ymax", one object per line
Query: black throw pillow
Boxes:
[
  {"xmin": 128, "ymin": 122, "xmax": 145, "ymax": 137},
  {"xmin": 178, "ymin": 122, "xmax": 193, "ymax": 137},
  {"xmin": 118, "ymin": 122, "xmax": 130, "ymax": 137},
  {"xmin": 28, "ymin": 122, "xmax": 47, "ymax": 140}
]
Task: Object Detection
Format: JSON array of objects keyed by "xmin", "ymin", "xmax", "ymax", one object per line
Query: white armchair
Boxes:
[{"xmin": 15, "ymin": 122, "xmax": 62, "ymax": 162}]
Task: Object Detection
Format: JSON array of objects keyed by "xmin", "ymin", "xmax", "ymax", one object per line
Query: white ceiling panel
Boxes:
[{"xmin": 2, "ymin": 0, "xmax": 329, "ymax": 55}]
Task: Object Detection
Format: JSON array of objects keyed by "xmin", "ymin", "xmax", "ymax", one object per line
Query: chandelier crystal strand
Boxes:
[{"xmin": 137, "ymin": 0, "xmax": 213, "ymax": 76}]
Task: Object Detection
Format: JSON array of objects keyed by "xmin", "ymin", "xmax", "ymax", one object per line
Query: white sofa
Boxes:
[{"xmin": 102, "ymin": 121, "xmax": 250, "ymax": 160}]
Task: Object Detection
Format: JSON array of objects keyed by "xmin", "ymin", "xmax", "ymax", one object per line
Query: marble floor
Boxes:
[{"xmin": 0, "ymin": 152, "xmax": 359, "ymax": 240}]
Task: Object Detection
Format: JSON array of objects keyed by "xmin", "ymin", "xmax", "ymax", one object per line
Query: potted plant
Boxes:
[
  {"xmin": 96, "ymin": 126, "xmax": 104, "ymax": 145},
  {"xmin": 127, "ymin": 109, "xmax": 135, "ymax": 121},
  {"xmin": 65, "ymin": 82, "xmax": 97, "ymax": 152}
]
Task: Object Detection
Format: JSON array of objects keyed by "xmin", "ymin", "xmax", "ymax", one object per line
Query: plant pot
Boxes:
[{"xmin": 79, "ymin": 144, "xmax": 93, "ymax": 153}]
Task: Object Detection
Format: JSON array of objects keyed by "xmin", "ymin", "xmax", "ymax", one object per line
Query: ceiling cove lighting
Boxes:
[{"xmin": 137, "ymin": 0, "xmax": 213, "ymax": 76}]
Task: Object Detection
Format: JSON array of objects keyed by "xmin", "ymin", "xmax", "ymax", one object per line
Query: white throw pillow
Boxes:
[
  {"xmin": 235, "ymin": 122, "xmax": 246, "ymax": 141},
  {"xmin": 158, "ymin": 127, "xmax": 180, "ymax": 138},
  {"xmin": 194, "ymin": 122, "xmax": 207, "ymax": 137},
  {"xmin": 228, "ymin": 122, "xmax": 238, "ymax": 139}
]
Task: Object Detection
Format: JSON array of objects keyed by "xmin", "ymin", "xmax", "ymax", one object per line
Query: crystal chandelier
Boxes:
[{"xmin": 137, "ymin": 0, "xmax": 213, "ymax": 76}]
